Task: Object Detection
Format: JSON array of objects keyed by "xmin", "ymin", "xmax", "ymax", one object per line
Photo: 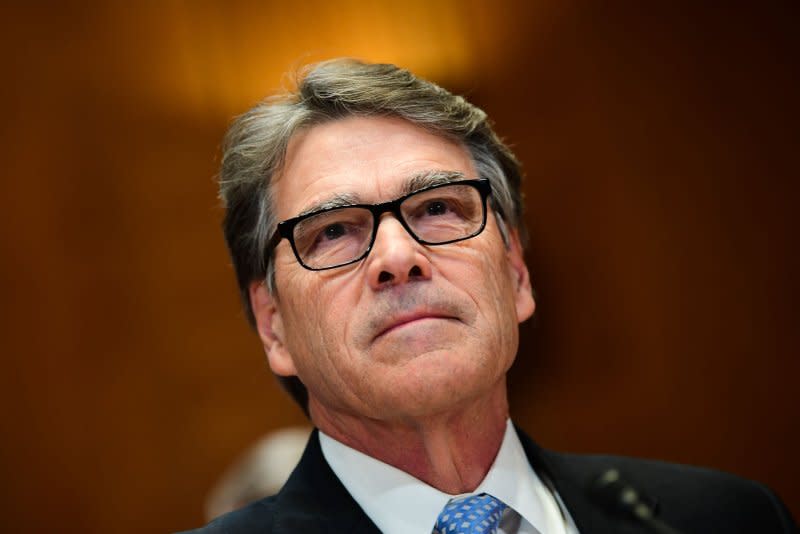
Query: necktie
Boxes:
[{"xmin": 434, "ymin": 493, "xmax": 508, "ymax": 534}]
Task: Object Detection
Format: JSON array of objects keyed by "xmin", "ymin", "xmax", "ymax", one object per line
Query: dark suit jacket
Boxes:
[{"xmin": 181, "ymin": 428, "xmax": 796, "ymax": 533}]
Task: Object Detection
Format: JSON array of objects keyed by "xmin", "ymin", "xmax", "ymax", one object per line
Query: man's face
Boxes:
[{"xmin": 251, "ymin": 115, "xmax": 535, "ymax": 422}]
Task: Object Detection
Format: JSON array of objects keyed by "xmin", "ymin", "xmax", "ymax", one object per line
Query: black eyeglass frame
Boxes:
[{"xmin": 268, "ymin": 178, "xmax": 492, "ymax": 271}]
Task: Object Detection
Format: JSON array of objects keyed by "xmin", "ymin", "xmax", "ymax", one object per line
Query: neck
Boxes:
[{"xmin": 310, "ymin": 381, "xmax": 509, "ymax": 494}]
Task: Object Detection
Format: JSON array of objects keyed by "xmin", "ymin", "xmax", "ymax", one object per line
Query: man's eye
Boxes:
[
  {"xmin": 425, "ymin": 200, "xmax": 450, "ymax": 216},
  {"xmin": 322, "ymin": 223, "xmax": 347, "ymax": 240}
]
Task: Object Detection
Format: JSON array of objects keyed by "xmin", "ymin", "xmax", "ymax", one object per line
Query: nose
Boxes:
[{"xmin": 365, "ymin": 214, "xmax": 432, "ymax": 290}]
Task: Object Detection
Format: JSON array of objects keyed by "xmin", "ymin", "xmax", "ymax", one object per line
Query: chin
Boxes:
[
  {"xmin": 367, "ymin": 319, "xmax": 471, "ymax": 363},
  {"xmin": 369, "ymin": 330, "xmax": 480, "ymax": 365},
  {"xmin": 364, "ymin": 359, "xmax": 499, "ymax": 419}
]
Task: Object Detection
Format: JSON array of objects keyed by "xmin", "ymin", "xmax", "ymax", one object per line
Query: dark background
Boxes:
[{"xmin": 1, "ymin": 2, "xmax": 797, "ymax": 532}]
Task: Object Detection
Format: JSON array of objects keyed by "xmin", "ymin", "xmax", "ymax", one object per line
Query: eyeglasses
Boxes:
[{"xmin": 270, "ymin": 179, "xmax": 492, "ymax": 271}]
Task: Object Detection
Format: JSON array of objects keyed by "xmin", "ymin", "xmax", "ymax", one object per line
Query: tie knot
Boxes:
[{"xmin": 434, "ymin": 493, "xmax": 508, "ymax": 534}]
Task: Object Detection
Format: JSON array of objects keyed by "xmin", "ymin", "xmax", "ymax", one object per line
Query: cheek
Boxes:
[
  {"xmin": 468, "ymin": 248, "xmax": 521, "ymax": 350},
  {"xmin": 278, "ymin": 272, "xmax": 357, "ymax": 366},
  {"xmin": 283, "ymin": 293, "xmax": 330, "ymax": 347},
  {"xmin": 470, "ymin": 240, "xmax": 518, "ymax": 305}
]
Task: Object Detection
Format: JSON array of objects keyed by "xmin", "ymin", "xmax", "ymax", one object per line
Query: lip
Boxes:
[{"xmin": 374, "ymin": 311, "xmax": 456, "ymax": 339}]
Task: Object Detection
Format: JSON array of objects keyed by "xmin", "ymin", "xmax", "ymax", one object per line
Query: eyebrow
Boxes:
[
  {"xmin": 296, "ymin": 170, "xmax": 467, "ymax": 217},
  {"xmin": 298, "ymin": 192, "xmax": 362, "ymax": 217},
  {"xmin": 402, "ymin": 170, "xmax": 466, "ymax": 195}
]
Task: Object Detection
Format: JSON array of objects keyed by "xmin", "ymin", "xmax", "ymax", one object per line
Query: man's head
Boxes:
[{"xmin": 219, "ymin": 59, "xmax": 534, "ymax": 417}]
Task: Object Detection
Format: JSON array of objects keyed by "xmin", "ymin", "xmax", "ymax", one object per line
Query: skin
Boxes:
[{"xmin": 250, "ymin": 115, "xmax": 535, "ymax": 493}]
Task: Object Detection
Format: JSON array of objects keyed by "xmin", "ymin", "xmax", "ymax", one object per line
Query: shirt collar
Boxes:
[{"xmin": 319, "ymin": 419, "xmax": 556, "ymax": 534}]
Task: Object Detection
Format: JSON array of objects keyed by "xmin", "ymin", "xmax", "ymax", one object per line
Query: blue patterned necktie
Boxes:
[{"xmin": 434, "ymin": 493, "xmax": 508, "ymax": 534}]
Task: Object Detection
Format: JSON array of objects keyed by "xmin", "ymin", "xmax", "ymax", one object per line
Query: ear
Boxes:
[
  {"xmin": 249, "ymin": 281, "xmax": 298, "ymax": 377},
  {"xmin": 506, "ymin": 229, "xmax": 536, "ymax": 323}
]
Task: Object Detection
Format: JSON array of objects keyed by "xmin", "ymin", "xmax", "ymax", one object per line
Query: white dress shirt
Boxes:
[{"xmin": 319, "ymin": 420, "xmax": 580, "ymax": 534}]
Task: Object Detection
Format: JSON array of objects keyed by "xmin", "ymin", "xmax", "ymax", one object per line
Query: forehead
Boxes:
[{"xmin": 272, "ymin": 115, "xmax": 476, "ymax": 219}]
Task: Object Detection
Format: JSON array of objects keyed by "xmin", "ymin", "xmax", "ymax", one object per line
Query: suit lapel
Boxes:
[
  {"xmin": 271, "ymin": 429, "xmax": 381, "ymax": 534},
  {"xmin": 516, "ymin": 427, "xmax": 649, "ymax": 534}
]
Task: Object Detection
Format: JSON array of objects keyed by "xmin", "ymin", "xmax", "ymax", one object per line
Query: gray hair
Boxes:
[{"xmin": 219, "ymin": 59, "xmax": 525, "ymax": 412}]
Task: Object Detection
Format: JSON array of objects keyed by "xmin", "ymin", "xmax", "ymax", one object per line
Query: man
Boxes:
[{"xmin": 182, "ymin": 59, "xmax": 796, "ymax": 533}]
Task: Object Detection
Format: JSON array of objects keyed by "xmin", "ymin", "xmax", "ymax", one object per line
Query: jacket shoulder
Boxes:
[
  {"xmin": 174, "ymin": 429, "xmax": 379, "ymax": 534},
  {"xmin": 175, "ymin": 495, "xmax": 278, "ymax": 534},
  {"xmin": 544, "ymin": 450, "xmax": 797, "ymax": 533}
]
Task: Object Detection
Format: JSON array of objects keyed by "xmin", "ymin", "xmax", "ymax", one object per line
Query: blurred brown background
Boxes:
[{"xmin": 1, "ymin": 1, "xmax": 797, "ymax": 532}]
